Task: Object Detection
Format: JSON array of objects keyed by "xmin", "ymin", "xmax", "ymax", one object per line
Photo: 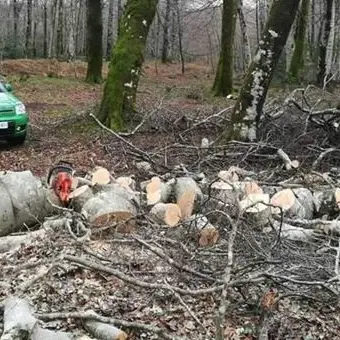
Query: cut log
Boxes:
[
  {"xmin": 115, "ymin": 176, "xmax": 136, "ymax": 191},
  {"xmin": 145, "ymin": 176, "xmax": 172, "ymax": 205},
  {"xmin": 1, "ymin": 297, "xmax": 37, "ymax": 340},
  {"xmin": 0, "ymin": 171, "xmax": 49, "ymax": 235},
  {"xmin": 218, "ymin": 170, "xmax": 239, "ymax": 183},
  {"xmin": 270, "ymin": 188, "xmax": 307, "ymax": 219},
  {"xmin": 1, "ymin": 297, "xmax": 81, "ymax": 340},
  {"xmin": 84, "ymin": 320, "xmax": 128, "ymax": 340},
  {"xmin": 89, "ymin": 166, "xmax": 111, "ymax": 185},
  {"xmin": 186, "ymin": 214, "xmax": 219, "ymax": 247},
  {"xmin": 264, "ymin": 220, "xmax": 316, "ymax": 242},
  {"xmin": 209, "ymin": 181, "xmax": 239, "ymax": 205},
  {"xmin": 149, "ymin": 203, "xmax": 182, "ymax": 227},
  {"xmin": 313, "ymin": 188, "xmax": 340, "ymax": 216},
  {"xmin": 81, "ymin": 187, "xmax": 138, "ymax": 233},
  {"xmin": 239, "ymin": 193, "xmax": 271, "ymax": 227},
  {"xmin": 242, "ymin": 181, "xmax": 264, "ymax": 196},
  {"xmin": 174, "ymin": 177, "xmax": 203, "ymax": 220},
  {"xmin": 69, "ymin": 185, "xmax": 94, "ymax": 212},
  {"xmin": 292, "ymin": 188, "xmax": 314, "ymax": 219},
  {"xmin": 0, "ymin": 181, "xmax": 16, "ymax": 236}
]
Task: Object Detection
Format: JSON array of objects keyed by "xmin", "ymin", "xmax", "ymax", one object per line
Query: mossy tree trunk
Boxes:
[
  {"xmin": 223, "ymin": 0, "xmax": 300, "ymax": 142},
  {"xmin": 85, "ymin": 0, "xmax": 103, "ymax": 84},
  {"xmin": 288, "ymin": 0, "xmax": 309, "ymax": 83},
  {"xmin": 98, "ymin": 0, "xmax": 158, "ymax": 131},
  {"xmin": 317, "ymin": 0, "xmax": 333, "ymax": 85},
  {"xmin": 212, "ymin": 0, "xmax": 236, "ymax": 96}
]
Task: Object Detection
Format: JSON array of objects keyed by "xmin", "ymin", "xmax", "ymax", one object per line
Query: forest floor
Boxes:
[
  {"xmin": 0, "ymin": 58, "xmax": 238, "ymax": 177},
  {"xmin": 2, "ymin": 59, "xmax": 340, "ymax": 340}
]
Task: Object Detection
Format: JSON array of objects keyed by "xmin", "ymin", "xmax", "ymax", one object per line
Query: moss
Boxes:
[
  {"xmin": 99, "ymin": 0, "xmax": 158, "ymax": 130},
  {"xmin": 288, "ymin": 0, "xmax": 309, "ymax": 83},
  {"xmin": 212, "ymin": 0, "xmax": 236, "ymax": 97}
]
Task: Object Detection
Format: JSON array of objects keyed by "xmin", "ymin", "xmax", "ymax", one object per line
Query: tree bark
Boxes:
[
  {"xmin": 289, "ymin": 0, "xmax": 310, "ymax": 83},
  {"xmin": 13, "ymin": 0, "xmax": 20, "ymax": 58},
  {"xmin": 43, "ymin": 0, "xmax": 48, "ymax": 58},
  {"xmin": 223, "ymin": 0, "xmax": 300, "ymax": 141},
  {"xmin": 25, "ymin": 0, "xmax": 33, "ymax": 57},
  {"xmin": 161, "ymin": 0, "xmax": 171, "ymax": 63},
  {"xmin": 317, "ymin": 0, "xmax": 333, "ymax": 85},
  {"xmin": 106, "ymin": 0, "xmax": 114, "ymax": 60},
  {"xmin": 237, "ymin": 0, "xmax": 251, "ymax": 69},
  {"xmin": 56, "ymin": 0, "xmax": 64, "ymax": 59},
  {"xmin": 85, "ymin": 0, "xmax": 103, "ymax": 83},
  {"xmin": 212, "ymin": 0, "xmax": 236, "ymax": 96},
  {"xmin": 98, "ymin": 0, "xmax": 158, "ymax": 130}
]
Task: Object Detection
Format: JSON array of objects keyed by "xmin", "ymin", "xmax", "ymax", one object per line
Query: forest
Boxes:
[{"xmin": 0, "ymin": 0, "xmax": 340, "ymax": 339}]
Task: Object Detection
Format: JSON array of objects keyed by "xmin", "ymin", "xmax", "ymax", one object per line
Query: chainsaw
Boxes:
[{"xmin": 47, "ymin": 161, "xmax": 75, "ymax": 206}]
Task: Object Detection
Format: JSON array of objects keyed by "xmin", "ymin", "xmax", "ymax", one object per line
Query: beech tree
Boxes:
[
  {"xmin": 85, "ymin": 0, "xmax": 103, "ymax": 84},
  {"xmin": 317, "ymin": 0, "xmax": 333, "ymax": 84},
  {"xmin": 224, "ymin": 0, "xmax": 301, "ymax": 141},
  {"xmin": 289, "ymin": 0, "xmax": 309, "ymax": 83},
  {"xmin": 212, "ymin": 0, "xmax": 236, "ymax": 96},
  {"xmin": 98, "ymin": 0, "xmax": 158, "ymax": 130}
]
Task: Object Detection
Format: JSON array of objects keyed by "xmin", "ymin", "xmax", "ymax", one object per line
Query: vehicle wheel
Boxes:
[{"xmin": 8, "ymin": 133, "xmax": 26, "ymax": 146}]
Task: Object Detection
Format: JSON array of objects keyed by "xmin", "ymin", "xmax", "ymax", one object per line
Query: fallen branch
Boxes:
[
  {"xmin": 37, "ymin": 309, "xmax": 188, "ymax": 340},
  {"xmin": 89, "ymin": 113, "xmax": 152, "ymax": 163}
]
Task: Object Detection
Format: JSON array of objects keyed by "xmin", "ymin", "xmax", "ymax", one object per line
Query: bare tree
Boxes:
[
  {"xmin": 161, "ymin": 0, "xmax": 171, "ymax": 63},
  {"xmin": 106, "ymin": 0, "xmax": 114, "ymax": 60},
  {"xmin": 212, "ymin": 0, "xmax": 236, "ymax": 96},
  {"xmin": 224, "ymin": 0, "xmax": 301, "ymax": 141},
  {"xmin": 25, "ymin": 0, "xmax": 33, "ymax": 57},
  {"xmin": 85, "ymin": 0, "xmax": 103, "ymax": 83},
  {"xmin": 289, "ymin": 0, "xmax": 310, "ymax": 83}
]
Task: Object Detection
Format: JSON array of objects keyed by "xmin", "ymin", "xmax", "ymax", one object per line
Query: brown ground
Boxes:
[{"xmin": 0, "ymin": 58, "xmax": 230, "ymax": 178}]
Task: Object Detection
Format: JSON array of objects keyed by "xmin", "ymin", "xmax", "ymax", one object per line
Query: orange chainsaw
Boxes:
[{"xmin": 47, "ymin": 161, "xmax": 75, "ymax": 206}]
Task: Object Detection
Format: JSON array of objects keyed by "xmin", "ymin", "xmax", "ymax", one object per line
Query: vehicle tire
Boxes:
[{"xmin": 7, "ymin": 133, "xmax": 26, "ymax": 146}]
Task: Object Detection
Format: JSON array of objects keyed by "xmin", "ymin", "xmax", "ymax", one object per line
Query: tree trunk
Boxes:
[
  {"xmin": 85, "ymin": 0, "xmax": 103, "ymax": 83},
  {"xmin": 25, "ymin": 0, "xmax": 33, "ymax": 58},
  {"xmin": 317, "ymin": 0, "xmax": 333, "ymax": 85},
  {"xmin": 67, "ymin": 0, "xmax": 76, "ymax": 61},
  {"xmin": 48, "ymin": 0, "xmax": 58, "ymax": 58},
  {"xmin": 13, "ymin": 0, "xmax": 20, "ymax": 58},
  {"xmin": 237, "ymin": 0, "xmax": 251, "ymax": 69},
  {"xmin": 223, "ymin": 0, "xmax": 300, "ymax": 141},
  {"xmin": 288, "ymin": 0, "xmax": 310, "ymax": 83},
  {"xmin": 117, "ymin": 0, "xmax": 124, "ymax": 37},
  {"xmin": 106, "ymin": 0, "xmax": 114, "ymax": 60},
  {"xmin": 32, "ymin": 0, "xmax": 38, "ymax": 57},
  {"xmin": 56, "ymin": 0, "xmax": 64, "ymax": 59},
  {"xmin": 161, "ymin": 0, "xmax": 171, "ymax": 63},
  {"xmin": 98, "ymin": 0, "xmax": 158, "ymax": 130},
  {"xmin": 43, "ymin": 0, "xmax": 48, "ymax": 58},
  {"xmin": 212, "ymin": 0, "xmax": 236, "ymax": 96},
  {"xmin": 175, "ymin": 0, "xmax": 185, "ymax": 74}
]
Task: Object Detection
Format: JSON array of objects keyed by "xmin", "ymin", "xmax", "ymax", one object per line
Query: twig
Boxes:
[
  {"xmin": 165, "ymin": 279, "xmax": 209, "ymax": 335},
  {"xmin": 36, "ymin": 310, "xmax": 188, "ymax": 340},
  {"xmin": 312, "ymin": 148, "xmax": 338, "ymax": 170},
  {"xmin": 119, "ymin": 98, "xmax": 164, "ymax": 136},
  {"xmin": 215, "ymin": 211, "xmax": 240, "ymax": 340},
  {"xmin": 64, "ymin": 255, "xmax": 265, "ymax": 296},
  {"xmin": 89, "ymin": 113, "xmax": 152, "ymax": 162},
  {"xmin": 131, "ymin": 235, "xmax": 221, "ymax": 283}
]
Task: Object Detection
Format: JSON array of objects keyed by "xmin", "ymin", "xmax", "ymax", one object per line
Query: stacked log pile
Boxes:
[{"xmin": 1, "ymin": 163, "xmax": 340, "ymax": 246}]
